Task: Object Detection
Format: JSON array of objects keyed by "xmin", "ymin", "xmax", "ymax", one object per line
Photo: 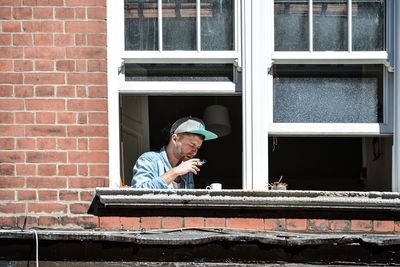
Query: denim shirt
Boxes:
[{"xmin": 131, "ymin": 147, "xmax": 195, "ymax": 189}]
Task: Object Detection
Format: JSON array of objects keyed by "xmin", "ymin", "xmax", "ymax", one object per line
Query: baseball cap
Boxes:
[{"xmin": 170, "ymin": 116, "xmax": 218, "ymax": 141}]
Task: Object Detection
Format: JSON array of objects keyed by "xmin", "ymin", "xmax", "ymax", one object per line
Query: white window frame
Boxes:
[
  {"xmin": 107, "ymin": 0, "xmax": 244, "ymax": 188},
  {"xmin": 270, "ymin": 0, "xmax": 392, "ymax": 136}
]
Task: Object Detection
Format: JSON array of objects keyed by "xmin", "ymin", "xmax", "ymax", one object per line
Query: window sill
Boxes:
[{"xmin": 92, "ymin": 188, "xmax": 400, "ymax": 219}]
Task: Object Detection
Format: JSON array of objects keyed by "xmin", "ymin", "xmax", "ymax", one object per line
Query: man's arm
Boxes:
[{"xmin": 131, "ymin": 156, "xmax": 169, "ymax": 189}]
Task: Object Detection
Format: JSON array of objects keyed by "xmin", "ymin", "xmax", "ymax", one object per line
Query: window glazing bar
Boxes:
[
  {"xmin": 196, "ymin": 0, "xmax": 201, "ymax": 52},
  {"xmin": 158, "ymin": 0, "xmax": 163, "ymax": 52},
  {"xmin": 309, "ymin": 0, "xmax": 313, "ymax": 52},
  {"xmin": 348, "ymin": 0, "xmax": 352, "ymax": 52}
]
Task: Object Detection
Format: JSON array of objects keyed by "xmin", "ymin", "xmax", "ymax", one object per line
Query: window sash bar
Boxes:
[
  {"xmin": 158, "ymin": 0, "xmax": 163, "ymax": 52},
  {"xmin": 348, "ymin": 0, "xmax": 352, "ymax": 52},
  {"xmin": 309, "ymin": 0, "xmax": 313, "ymax": 52}
]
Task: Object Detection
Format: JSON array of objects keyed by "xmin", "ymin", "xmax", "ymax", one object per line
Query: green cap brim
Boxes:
[{"xmin": 188, "ymin": 129, "xmax": 218, "ymax": 141}]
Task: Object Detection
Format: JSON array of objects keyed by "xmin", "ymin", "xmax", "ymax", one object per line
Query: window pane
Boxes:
[
  {"xmin": 163, "ymin": 0, "xmax": 196, "ymax": 50},
  {"xmin": 313, "ymin": 0, "xmax": 347, "ymax": 51},
  {"xmin": 125, "ymin": 64, "xmax": 234, "ymax": 81},
  {"xmin": 352, "ymin": 0, "xmax": 385, "ymax": 51},
  {"xmin": 201, "ymin": 0, "xmax": 234, "ymax": 50},
  {"xmin": 274, "ymin": 0, "xmax": 309, "ymax": 51},
  {"xmin": 125, "ymin": 0, "xmax": 158, "ymax": 50},
  {"xmin": 273, "ymin": 65, "xmax": 383, "ymax": 123}
]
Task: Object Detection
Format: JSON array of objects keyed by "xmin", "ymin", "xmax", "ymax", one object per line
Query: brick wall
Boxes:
[{"xmin": 0, "ymin": 0, "xmax": 107, "ymax": 228}]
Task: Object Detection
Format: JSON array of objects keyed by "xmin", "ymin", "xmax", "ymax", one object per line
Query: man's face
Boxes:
[{"xmin": 173, "ymin": 133, "xmax": 204, "ymax": 161}]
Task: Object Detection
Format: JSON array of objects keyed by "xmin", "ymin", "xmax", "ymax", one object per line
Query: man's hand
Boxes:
[{"xmin": 174, "ymin": 158, "xmax": 201, "ymax": 176}]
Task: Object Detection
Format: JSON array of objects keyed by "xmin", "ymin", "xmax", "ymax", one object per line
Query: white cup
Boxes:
[{"xmin": 206, "ymin": 183, "xmax": 222, "ymax": 190}]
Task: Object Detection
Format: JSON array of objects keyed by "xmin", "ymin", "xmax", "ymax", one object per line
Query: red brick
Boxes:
[
  {"xmin": 0, "ymin": 125, "xmax": 24, "ymax": 136},
  {"xmin": 0, "ymin": 85, "xmax": 13, "ymax": 96},
  {"xmin": 38, "ymin": 164, "xmax": 56, "ymax": 176},
  {"xmin": 36, "ymin": 112, "xmax": 56, "ymax": 124},
  {"xmin": 0, "ymin": 138, "xmax": 14, "ymax": 150},
  {"xmin": 88, "ymin": 113, "xmax": 107, "ymax": 124},
  {"xmin": 57, "ymin": 112, "xmax": 76, "ymax": 124},
  {"xmin": 80, "ymin": 190, "xmax": 94, "ymax": 201},
  {"xmin": 28, "ymin": 203, "xmax": 67, "ymax": 213},
  {"xmin": 66, "ymin": 0, "xmax": 106, "ymax": 6},
  {"xmin": 38, "ymin": 190, "xmax": 57, "ymax": 201},
  {"xmin": 373, "ymin": 220, "xmax": 395, "ymax": 232},
  {"xmin": 35, "ymin": 86, "xmax": 54, "ymax": 97},
  {"xmin": 13, "ymin": 34, "xmax": 32, "ymax": 46},
  {"xmin": 76, "ymin": 85, "xmax": 87, "ymax": 97},
  {"xmin": 34, "ymin": 34, "xmax": 53, "ymax": 46},
  {"xmin": 55, "ymin": 8, "xmax": 74, "ymax": 19},
  {"xmin": 16, "ymin": 164, "xmax": 36, "ymax": 176},
  {"xmin": 77, "ymin": 113, "xmax": 87, "ymax": 125},
  {"xmin": 0, "ymin": 151, "xmax": 24, "ymax": 163},
  {"xmin": 15, "ymin": 112, "xmax": 34, "ymax": 124},
  {"xmin": 56, "ymin": 86, "xmax": 75, "ymax": 97},
  {"xmin": 87, "ymin": 60, "xmax": 106, "ymax": 72},
  {"xmin": 35, "ymin": 60, "xmax": 54, "ymax": 71},
  {"xmin": 0, "ymin": 164, "xmax": 15, "ymax": 176},
  {"xmin": 329, "ymin": 220, "xmax": 351, "ymax": 231},
  {"xmin": 0, "ymin": 190, "xmax": 15, "ymax": 200},
  {"xmin": 89, "ymin": 164, "xmax": 109, "ymax": 177},
  {"xmin": 56, "ymin": 60, "xmax": 75, "ymax": 72},
  {"xmin": 14, "ymin": 60, "xmax": 33, "ymax": 71},
  {"xmin": 99, "ymin": 216, "xmax": 121, "ymax": 229},
  {"xmin": 0, "ymin": 47, "xmax": 23, "ymax": 58},
  {"xmin": 65, "ymin": 21, "xmax": 106, "ymax": 33},
  {"xmin": 68, "ymin": 151, "xmax": 107, "ymax": 163},
  {"xmin": 25, "ymin": 125, "xmax": 66, "ymax": 137},
  {"xmin": 395, "ymin": 221, "xmax": 400, "ymax": 232},
  {"xmin": 26, "ymin": 151, "xmax": 66, "ymax": 163},
  {"xmin": 0, "ymin": 0, "xmax": 22, "ymax": 6},
  {"xmin": 16, "ymin": 138, "xmax": 36, "ymax": 149},
  {"xmin": 25, "ymin": 73, "xmax": 65, "ymax": 85},
  {"xmin": 75, "ymin": 33, "xmax": 86, "ymax": 45},
  {"xmin": 0, "ymin": 112, "xmax": 13, "ymax": 123},
  {"xmin": 67, "ymin": 126, "xmax": 107, "ymax": 137},
  {"xmin": 141, "ymin": 217, "xmax": 161, "ymax": 229},
  {"xmin": 26, "ymin": 99, "xmax": 65, "ymax": 110},
  {"xmin": 59, "ymin": 165, "xmax": 77, "ymax": 176},
  {"xmin": 14, "ymin": 86, "xmax": 33, "ymax": 97},
  {"xmin": 70, "ymin": 203, "xmax": 90, "ymax": 214},
  {"xmin": 0, "ymin": 217, "xmax": 16, "ymax": 227},
  {"xmin": 307, "ymin": 219, "xmax": 329, "ymax": 232},
  {"xmin": 162, "ymin": 217, "xmax": 183, "ymax": 229},
  {"xmin": 78, "ymin": 137, "xmax": 88, "ymax": 149},
  {"xmin": 184, "ymin": 217, "xmax": 204, "ymax": 228},
  {"xmin": 17, "ymin": 216, "xmax": 37, "ymax": 228},
  {"xmin": 27, "ymin": 177, "xmax": 67, "ymax": 188},
  {"xmin": 78, "ymin": 164, "xmax": 88, "ymax": 176},
  {"xmin": 23, "ymin": 0, "xmax": 64, "ymax": 6},
  {"xmin": 59, "ymin": 190, "xmax": 79, "ymax": 201},
  {"xmin": 38, "ymin": 216, "xmax": 59, "ymax": 227},
  {"xmin": 0, "ymin": 7, "xmax": 11, "ymax": 19},
  {"xmin": 0, "ymin": 73, "xmax": 23, "ymax": 84},
  {"xmin": 0, "ymin": 177, "xmax": 25, "ymax": 188},
  {"xmin": 0, "ymin": 60, "xmax": 12, "ymax": 71},
  {"xmin": 87, "ymin": 7, "xmax": 106, "ymax": 19},
  {"xmin": 226, "ymin": 218, "xmax": 264, "ymax": 230},
  {"xmin": 24, "ymin": 47, "xmax": 64, "ymax": 59},
  {"xmin": 286, "ymin": 219, "xmax": 307, "ymax": 231},
  {"xmin": 2, "ymin": 21, "xmax": 21, "ymax": 32},
  {"xmin": 87, "ymin": 34, "xmax": 106, "ymax": 46},
  {"xmin": 89, "ymin": 139, "xmax": 108, "ymax": 150},
  {"xmin": 0, "ymin": 203, "xmax": 25, "ymax": 213},
  {"xmin": 0, "ymin": 34, "xmax": 11, "ymax": 45},
  {"xmin": 205, "ymin": 218, "xmax": 225, "ymax": 228},
  {"xmin": 13, "ymin": 7, "xmax": 32, "ymax": 19},
  {"xmin": 55, "ymin": 34, "xmax": 74, "ymax": 46},
  {"xmin": 351, "ymin": 220, "xmax": 372, "ymax": 232},
  {"xmin": 22, "ymin": 21, "xmax": 63, "ymax": 32},
  {"xmin": 18, "ymin": 190, "xmax": 37, "ymax": 201},
  {"xmin": 61, "ymin": 216, "xmax": 98, "ymax": 228},
  {"xmin": 120, "ymin": 217, "xmax": 141, "ymax": 229},
  {"xmin": 68, "ymin": 177, "xmax": 106, "ymax": 188},
  {"xmin": 0, "ymin": 99, "xmax": 24, "ymax": 110},
  {"xmin": 66, "ymin": 47, "xmax": 106, "ymax": 59},
  {"xmin": 57, "ymin": 138, "xmax": 76, "ymax": 150},
  {"xmin": 33, "ymin": 7, "xmax": 53, "ymax": 19}
]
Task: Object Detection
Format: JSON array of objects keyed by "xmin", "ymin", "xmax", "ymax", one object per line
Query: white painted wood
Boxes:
[
  {"xmin": 122, "ymin": 51, "xmax": 238, "ymax": 63},
  {"xmin": 393, "ymin": 0, "xmax": 400, "ymax": 192}
]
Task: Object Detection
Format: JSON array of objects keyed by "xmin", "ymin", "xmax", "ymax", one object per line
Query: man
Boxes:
[{"xmin": 131, "ymin": 116, "xmax": 218, "ymax": 189}]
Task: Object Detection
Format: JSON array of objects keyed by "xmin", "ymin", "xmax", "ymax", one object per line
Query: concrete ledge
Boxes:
[{"xmin": 95, "ymin": 188, "xmax": 400, "ymax": 212}]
